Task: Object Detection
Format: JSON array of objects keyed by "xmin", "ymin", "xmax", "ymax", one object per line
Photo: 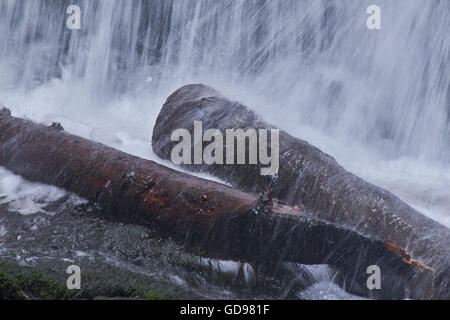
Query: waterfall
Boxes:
[{"xmin": 0, "ymin": 0, "xmax": 449, "ymax": 226}]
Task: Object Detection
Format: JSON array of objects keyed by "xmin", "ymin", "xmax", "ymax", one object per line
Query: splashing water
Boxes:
[{"xmin": 0, "ymin": 0, "xmax": 448, "ymax": 228}]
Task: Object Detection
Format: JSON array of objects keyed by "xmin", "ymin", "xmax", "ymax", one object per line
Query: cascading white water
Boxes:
[{"xmin": 0, "ymin": 0, "xmax": 449, "ymax": 226}]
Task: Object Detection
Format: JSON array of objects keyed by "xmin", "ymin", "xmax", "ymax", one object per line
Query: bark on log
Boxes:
[
  {"xmin": 0, "ymin": 107, "xmax": 425, "ymax": 299},
  {"xmin": 152, "ymin": 84, "xmax": 449, "ymax": 299},
  {"xmin": 0, "ymin": 107, "xmax": 432, "ymax": 299}
]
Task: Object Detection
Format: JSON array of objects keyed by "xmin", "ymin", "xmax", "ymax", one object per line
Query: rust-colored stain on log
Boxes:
[
  {"xmin": 272, "ymin": 202, "xmax": 305, "ymax": 216},
  {"xmin": 87, "ymin": 178, "xmax": 110, "ymax": 194},
  {"xmin": 143, "ymin": 188, "xmax": 169, "ymax": 209},
  {"xmin": 384, "ymin": 241, "xmax": 434, "ymax": 273}
]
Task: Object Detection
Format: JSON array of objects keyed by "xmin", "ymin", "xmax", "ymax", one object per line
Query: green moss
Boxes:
[
  {"xmin": 145, "ymin": 290, "xmax": 165, "ymax": 300},
  {"xmin": 0, "ymin": 261, "xmax": 176, "ymax": 300},
  {"xmin": 0, "ymin": 262, "xmax": 81, "ymax": 300},
  {"xmin": 21, "ymin": 272, "xmax": 75, "ymax": 300},
  {"xmin": 0, "ymin": 270, "xmax": 21, "ymax": 299}
]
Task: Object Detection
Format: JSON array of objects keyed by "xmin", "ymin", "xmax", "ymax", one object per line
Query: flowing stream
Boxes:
[{"xmin": 0, "ymin": 0, "xmax": 448, "ymax": 299}]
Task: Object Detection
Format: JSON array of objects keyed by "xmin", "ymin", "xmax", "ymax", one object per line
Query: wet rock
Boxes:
[
  {"xmin": 50, "ymin": 122, "xmax": 64, "ymax": 131},
  {"xmin": 0, "ymin": 107, "xmax": 11, "ymax": 117}
]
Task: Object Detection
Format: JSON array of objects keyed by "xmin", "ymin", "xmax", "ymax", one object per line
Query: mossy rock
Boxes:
[
  {"xmin": 0, "ymin": 270, "xmax": 21, "ymax": 299},
  {"xmin": 145, "ymin": 290, "xmax": 164, "ymax": 300}
]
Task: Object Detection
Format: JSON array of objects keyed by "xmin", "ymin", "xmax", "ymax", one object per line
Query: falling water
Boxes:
[{"xmin": 0, "ymin": 0, "xmax": 448, "ymax": 239}]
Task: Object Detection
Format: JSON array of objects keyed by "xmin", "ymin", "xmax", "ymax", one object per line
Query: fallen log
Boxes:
[
  {"xmin": 0, "ymin": 107, "xmax": 433, "ymax": 299},
  {"xmin": 152, "ymin": 84, "xmax": 449, "ymax": 299}
]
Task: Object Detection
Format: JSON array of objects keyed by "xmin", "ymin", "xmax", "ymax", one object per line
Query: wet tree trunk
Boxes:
[
  {"xmin": 152, "ymin": 84, "xmax": 449, "ymax": 299},
  {"xmin": 0, "ymin": 107, "xmax": 433, "ymax": 299}
]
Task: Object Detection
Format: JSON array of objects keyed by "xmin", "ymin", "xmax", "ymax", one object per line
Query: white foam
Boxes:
[
  {"xmin": 0, "ymin": 225, "xmax": 6, "ymax": 237},
  {"xmin": 0, "ymin": 167, "xmax": 68, "ymax": 215},
  {"xmin": 300, "ymin": 281, "xmax": 368, "ymax": 300}
]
